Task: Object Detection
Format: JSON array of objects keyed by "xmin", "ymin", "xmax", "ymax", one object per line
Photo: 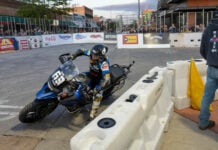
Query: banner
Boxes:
[
  {"xmin": 73, "ymin": 32, "xmax": 104, "ymax": 43},
  {"xmin": 122, "ymin": 34, "xmax": 138, "ymax": 44},
  {"xmin": 143, "ymin": 33, "xmax": 169, "ymax": 44},
  {"xmin": 0, "ymin": 38, "xmax": 16, "ymax": 51},
  {"xmin": 42, "ymin": 34, "xmax": 73, "ymax": 47},
  {"xmin": 20, "ymin": 40, "xmax": 29, "ymax": 50}
]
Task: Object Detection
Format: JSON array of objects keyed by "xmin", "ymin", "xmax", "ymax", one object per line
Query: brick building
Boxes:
[
  {"xmin": 0, "ymin": 0, "xmax": 21, "ymax": 16},
  {"xmin": 70, "ymin": 6, "xmax": 93, "ymax": 19},
  {"xmin": 157, "ymin": 0, "xmax": 218, "ymax": 32}
]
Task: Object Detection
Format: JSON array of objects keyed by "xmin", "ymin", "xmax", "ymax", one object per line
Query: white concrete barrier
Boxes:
[
  {"xmin": 167, "ymin": 59, "xmax": 207, "ymax": 109},
  {"xmin": 169, "ymin": 32, "xmax": 202, "ymax": 48},
  {"xmin": 184, "ymin": 32, "xmax": 202, "ymax": 48},
  {"xmin": 169, "ymin": 33, "xmax": 184, "ymax": 47},
  {"xmin": 70, "ymin": 66, "xmax": 174, "ymax": 150}
]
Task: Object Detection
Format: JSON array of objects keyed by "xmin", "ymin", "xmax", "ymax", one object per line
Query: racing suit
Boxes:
[{"xmin": 72, "ymin": 49, "xmax": 110, "ymax": 118}]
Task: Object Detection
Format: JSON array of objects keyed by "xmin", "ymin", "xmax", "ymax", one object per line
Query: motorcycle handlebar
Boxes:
[
  {"xmin": 122, "ymin": 60, "xmax": 135, "ymax": 71},
  {"xmin": 59, "ymin": 53, "xmax": 72, "ymax": 64},
  {"xmin": 126, "ymin": 60, "xmax": 135, "ymax": 70}
]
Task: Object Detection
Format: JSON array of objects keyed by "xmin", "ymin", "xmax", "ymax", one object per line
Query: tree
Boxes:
[{"xmin": 16, "ymin": 0, "xmax": 71, "ymax": 19}]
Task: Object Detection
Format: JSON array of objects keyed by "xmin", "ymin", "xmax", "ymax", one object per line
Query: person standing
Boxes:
[{"xmin": 198, "ymin": 11, "xmax": 218, "ymax": 130}]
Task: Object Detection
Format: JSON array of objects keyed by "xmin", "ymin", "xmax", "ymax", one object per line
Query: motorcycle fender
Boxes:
[{"xmin": 36, "ymin": 82, "xmax": 58, "ymax": 100}]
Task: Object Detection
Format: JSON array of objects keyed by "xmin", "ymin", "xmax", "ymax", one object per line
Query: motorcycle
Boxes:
[{"xmin": 19, "ymin": 53, "xmax": 134, "ymax": 123}]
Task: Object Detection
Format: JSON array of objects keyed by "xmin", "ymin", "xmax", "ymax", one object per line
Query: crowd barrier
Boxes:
[
  {"xmin": 70, "ymin": 59, "xmax": 218, "ymax": 149},
  {"xmin": 0, "ymin": 32, "xmax": 204, "ymax": 52},
  {"xmin": 167, "ymin": 59, "xmax": 208, "ymax": 109},
  {"xmin": 167, "ymin": 59, "xmax": 218, "ymax": 110},
  {"xmin": 70, "ymin": 66, "xmax": 174, "ymax": 150},
  {"xmin": 169, "ymin": 32, "xmax": 202, "ymax": 48}
]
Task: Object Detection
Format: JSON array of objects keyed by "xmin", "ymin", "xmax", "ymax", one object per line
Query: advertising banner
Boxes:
[
  {"xmin": 73, "ymin": 32, "xmax": 104, "ymax": 43},
  {"xmin": 122, "ymin": 34, "xmax": 138, "ymax": 44},
  {"xmin": 15, "ymin": 36, "xmax": 30, "ymax": 50},
  {"xmin": 20, "ymin": 40, "xmax": 29, "ymax": 50},
  {"xmin": 0, "ymin": 38, "xmax": 16, "ymax": 51},
  {"xmin": 143, "ymin": 33, "xmax": 169, "ymax": 44},
  {"xmin": 42, "ymin": 34, "xmax": 73, "ymax": 47}
]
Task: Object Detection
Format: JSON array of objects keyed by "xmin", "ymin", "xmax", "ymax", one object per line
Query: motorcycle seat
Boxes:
[{"xmin": 110, "ymin": 64, "xmax": 125, "ymax": 83}]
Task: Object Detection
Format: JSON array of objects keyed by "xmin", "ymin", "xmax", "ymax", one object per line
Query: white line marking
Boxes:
[
  {"xmin": 0, "ymin": 115, "xmax": 18, "ymax": 121},
  {"xmin": 0, "ymin": 111, "xmax": 19, "ymax": 121},
  {"xmin": 0, "ymin": 100, "xmax": 9, "ymax": 104},
  {"xmin": 0, "ymin": 105, "xmax": 23, "ymax": 109},
  {"xmin": 0, "ymin": 111, "xmax": 18, "ymax": 115}
]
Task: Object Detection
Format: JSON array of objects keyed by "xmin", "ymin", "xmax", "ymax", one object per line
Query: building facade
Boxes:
[
  {"xmin": 70, "ymin": 6, "xmax": 93, "ymax": 19},
  {"xmin": 157, "ymin": 0, "xmax": 218, "ymax": 32},
  {"xmin": 0, "ymin": 0, "xmax": 21, "ymax": 16}
]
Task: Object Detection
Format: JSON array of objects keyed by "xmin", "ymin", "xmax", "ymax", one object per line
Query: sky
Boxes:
[{"xmin": 70, "ymin": 0, "xmax": 158, "ymax": 18}]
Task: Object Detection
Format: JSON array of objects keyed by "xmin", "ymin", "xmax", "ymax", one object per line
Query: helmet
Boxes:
[{"xmin": 91, "ymin": 44, "xmax": 108, "ymax": 59}]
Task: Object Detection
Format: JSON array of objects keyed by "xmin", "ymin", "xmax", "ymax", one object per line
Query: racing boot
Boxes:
[{"xmin": 90, "ymin": 94, "xmax": 103, "ymax": 119}]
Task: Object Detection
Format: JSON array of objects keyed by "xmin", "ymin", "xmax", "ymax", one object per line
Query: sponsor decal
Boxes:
[
  {"xmin": 123, "ymin": 35, "xmax": 138, "ymax": 44},
  {"xmin": 210, "ymin": 31, "xmax": 218, "ymax": 53},
  {"xmin": 90, "ymin": 34, "xmax": 102, "ymax": 38},
  {"xmin": 102, "ymin": 62, "xmax": 109, "ymax": 71},
  {"xmin": 45, "ymin": 36, "xmax": 56, "ymax": 41},
  {"xmin": 20, "ymin": 40, "xmax": 29, "ymax": 50},
  {"xmin": 0, "ymin": 38, "xmax": 15, "ymax": 51},
  {"xmin": 58, "ymin": 35, "xmax": 71, "ymax": 40},
  {"xmin": 75, "ymin": 34, "xmax": 86, "ymax": 40}
]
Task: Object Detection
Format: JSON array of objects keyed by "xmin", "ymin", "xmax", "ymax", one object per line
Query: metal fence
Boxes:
[{"xmin": 0, "ymin": 15, "xmax": 100, "ymax": 36}]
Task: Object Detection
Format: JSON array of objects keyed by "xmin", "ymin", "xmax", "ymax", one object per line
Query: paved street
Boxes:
[{"xmin": 0, "ymin": 44, "xmax": 217, "ymax": 150}]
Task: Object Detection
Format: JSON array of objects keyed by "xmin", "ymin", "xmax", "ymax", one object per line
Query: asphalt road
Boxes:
[{"xmin": 0, "ymin": 44, "xmax": 201, "ymax": 150}]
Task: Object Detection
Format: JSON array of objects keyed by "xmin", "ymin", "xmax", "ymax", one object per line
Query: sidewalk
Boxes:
[{"xmin": 161, "ymin": 112, "xmax": 218, "ymax": 150}]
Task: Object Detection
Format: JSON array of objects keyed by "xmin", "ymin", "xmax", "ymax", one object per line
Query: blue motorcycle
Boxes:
[{"xmin": 19, "ymin": 53, "xmax": 134, "ymax": 123}]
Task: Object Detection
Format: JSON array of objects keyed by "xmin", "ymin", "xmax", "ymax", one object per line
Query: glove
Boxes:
[
  {"xmin": 59, "ymin": 53, "xmax": 70, "ymax": 64},
  {"xmin": 71, "ymin": 54, "xmax": 76, "ymax": 60}
]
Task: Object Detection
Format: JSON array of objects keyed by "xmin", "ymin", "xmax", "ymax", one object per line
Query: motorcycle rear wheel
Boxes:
[{"xmin": 19, "ymin": 100, "xmax": 58, "ymax": 123}]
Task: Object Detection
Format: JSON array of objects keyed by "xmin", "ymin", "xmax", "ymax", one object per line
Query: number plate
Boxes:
[{"xmin": 52, "ymin": 70, "xmax": 65, "ymax": 86}]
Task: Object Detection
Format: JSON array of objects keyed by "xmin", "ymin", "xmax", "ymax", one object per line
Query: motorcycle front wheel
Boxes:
[{"xmin": 19, "ymin": 100, "xmax": 58, "ymax": 123}]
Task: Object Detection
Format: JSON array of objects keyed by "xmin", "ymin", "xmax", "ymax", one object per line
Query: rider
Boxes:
[{"xmin": 71, "ymin": 44, "xmax": 111, "ymax": 119}]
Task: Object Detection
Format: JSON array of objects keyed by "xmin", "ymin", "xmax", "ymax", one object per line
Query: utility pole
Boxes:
[{"xmin": 138, "ymin": 0, "xmax": 140, "ymax": 33}]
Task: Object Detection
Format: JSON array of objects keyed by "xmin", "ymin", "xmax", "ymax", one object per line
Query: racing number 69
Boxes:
[{"xmin": 52, "ymin": 70, "xmax": 65, "ymax": 86}]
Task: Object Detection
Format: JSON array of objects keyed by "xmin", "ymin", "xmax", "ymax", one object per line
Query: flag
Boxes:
[{"xmin": 187, "ymin": 59, "xmax": 212, "ymax": 111}]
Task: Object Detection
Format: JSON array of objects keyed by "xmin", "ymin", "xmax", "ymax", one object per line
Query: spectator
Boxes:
[
  {"xmin": 169, "ymin": 24, "xmax": 177, "ymax": 33},
  {"xmin": 198, "ymin": 14, "xmax": 218, "ymax": 130}
]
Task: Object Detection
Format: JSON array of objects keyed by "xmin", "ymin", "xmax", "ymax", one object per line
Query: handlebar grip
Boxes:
[{"xmin": 59, "ymin": 53, "xmax": 71, "ymax": 64}]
